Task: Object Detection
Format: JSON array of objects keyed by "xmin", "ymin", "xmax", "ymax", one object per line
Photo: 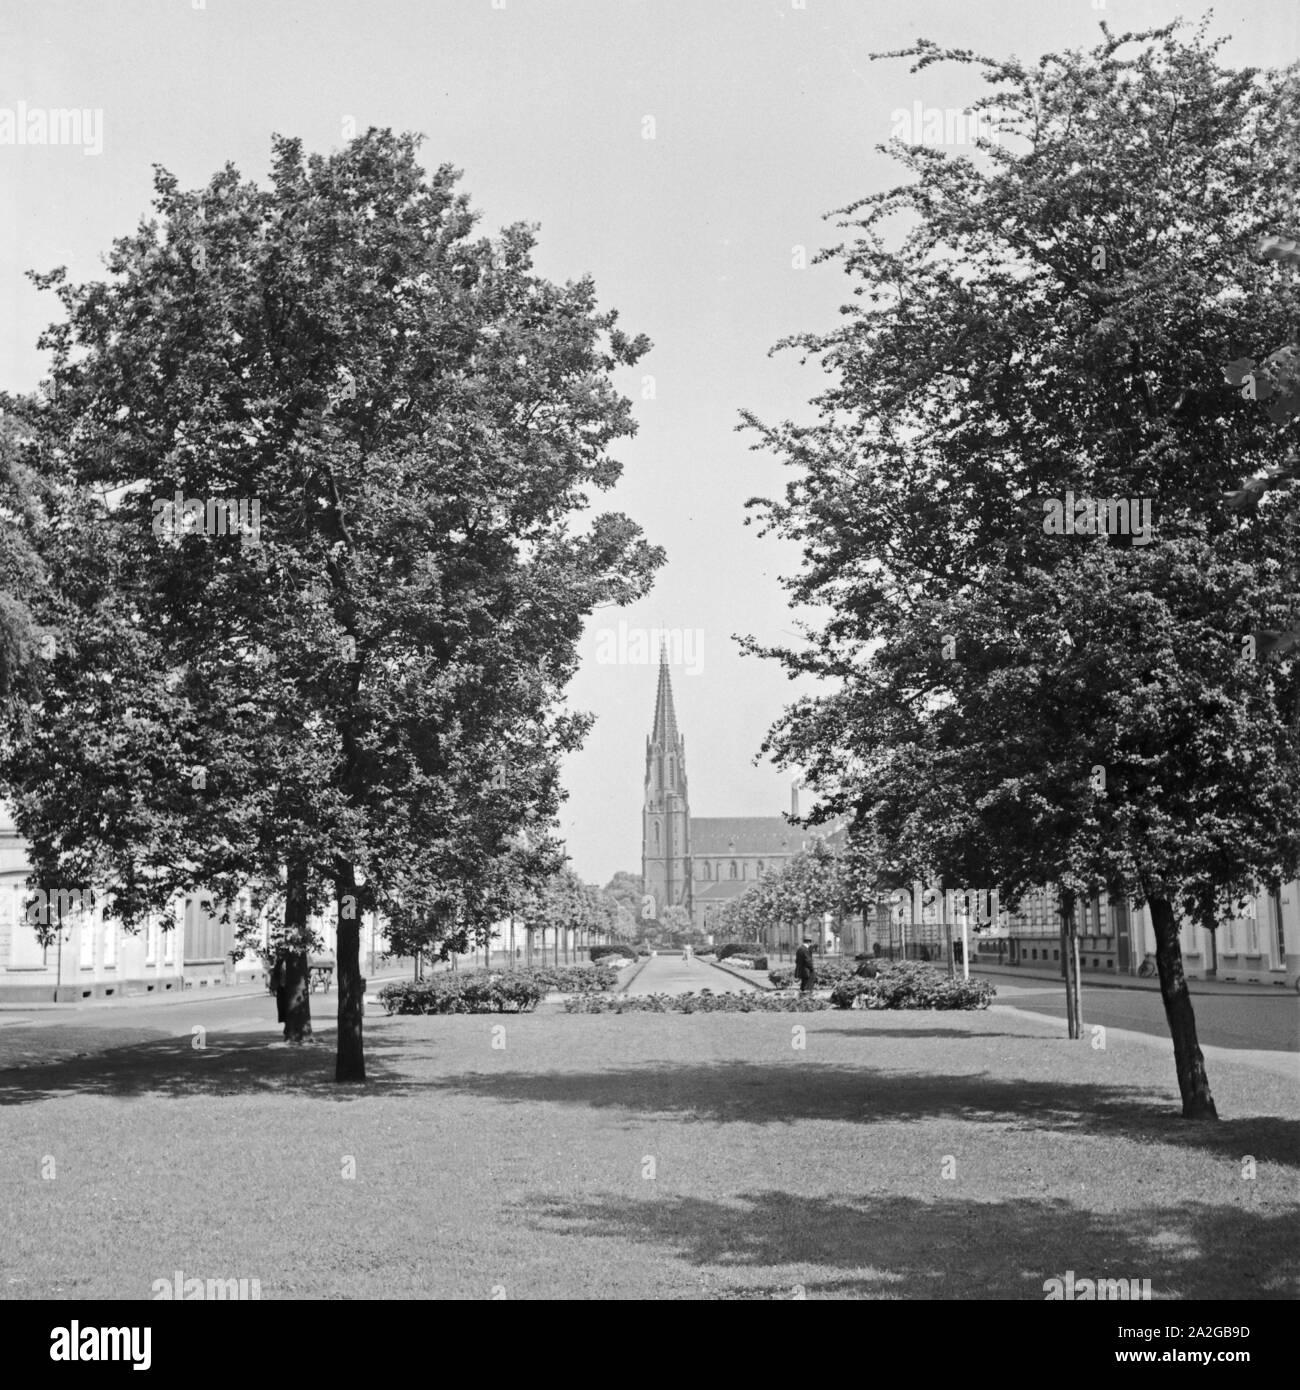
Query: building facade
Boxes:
[
  {"xmin": 0, "ymin": 802, "xmax": 385, "ymax": 1003},
  {"xmin": 836, "ymin": 878, "xmax": 1298, "ymax": 987}
]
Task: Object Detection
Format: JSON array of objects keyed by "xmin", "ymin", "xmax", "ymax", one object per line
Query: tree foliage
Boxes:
[{"xmin": 740, "ymin": 22, "xmax": 1300, "ymax": 1116}]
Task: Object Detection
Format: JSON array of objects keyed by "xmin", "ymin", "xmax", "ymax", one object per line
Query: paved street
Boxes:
[
  {"xmin": 988, "ymin": 977, "xmax": 1299, "ymax": 1053},
  {"xmin": 626, "ymin": 953, "xmax": 757, "ymax": 996}
]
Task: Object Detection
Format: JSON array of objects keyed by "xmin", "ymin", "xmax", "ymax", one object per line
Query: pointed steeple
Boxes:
[
  {"xmin": 649, "ymin": 639, "xmax": 679, "ymax": 748},
  {"xmin": 642, "ymin": 638, "xmax": 691, "ymax": 920}
]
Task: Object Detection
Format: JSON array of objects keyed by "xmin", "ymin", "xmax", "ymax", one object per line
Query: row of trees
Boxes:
[
  {"xmin": 382, "ymin": 859, "xmax": 622, "ymax": 971},
  {"xmin": 743, "ymin": 22, "xmax": 1300, "ymax": 1118},
  {"xmin": 0, "ymin": 130, "xmax": 662, "ymax": 1080},
  {"xmin": 712, "ymin": 839, "xmax": 850, "ymax": 947}
]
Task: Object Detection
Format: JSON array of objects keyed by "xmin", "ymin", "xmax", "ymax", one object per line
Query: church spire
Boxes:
[
  {"xmin": 643, "ymin": 638, "xmax": 691, "ymax": 920},
  {"xmin": 649, "ymin": 639, "xmax": 679, "ymax": 748}
]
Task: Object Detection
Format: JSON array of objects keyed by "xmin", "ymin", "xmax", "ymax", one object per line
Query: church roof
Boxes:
[
  {"xmin": 690, "ymin": 817, "xmax": 800, "ymax": 856},
  {"xmin": 693, "ymin": 879, "xmax": 755, "ymax": 902},
  {"xmin": 649, "ymin": 642, "xmax": 679, "ymax": 747}
]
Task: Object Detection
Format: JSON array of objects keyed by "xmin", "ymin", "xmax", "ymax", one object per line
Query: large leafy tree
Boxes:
[
  {"xmin": 7, "ymin": 130, "xmax": 662, "ymax": 1078},
  {"xmin": 741, "ymin": 23, "xmax": 1299, "ymax": 1118}
]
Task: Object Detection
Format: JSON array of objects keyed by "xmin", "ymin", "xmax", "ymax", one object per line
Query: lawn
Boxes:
[{"xmin": 1, "ymin": 1004, "xmax": 1296, "ymax": 1300}]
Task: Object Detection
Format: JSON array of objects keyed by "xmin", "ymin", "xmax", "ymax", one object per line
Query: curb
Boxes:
[
  {"xmin": 703, "ymin": 957, "xmax": 775, "ymax": 990},
  {"xmin": 618, "ymin": 955, "xmax": 655, "ymax": 994},
  {"xmin": 973, "ymin": 964, "xmax": 1287, "ymax": 999}
]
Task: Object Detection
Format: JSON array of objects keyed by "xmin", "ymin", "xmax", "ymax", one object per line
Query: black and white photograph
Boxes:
[{"xmin": 0, "ymin": 0, "xmax": 1296, "ymax": 1350}]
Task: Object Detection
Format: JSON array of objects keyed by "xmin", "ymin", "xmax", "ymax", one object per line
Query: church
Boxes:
[{"xmin": 640, "ymin": 645, "xmax": 822, "ymax": 936}]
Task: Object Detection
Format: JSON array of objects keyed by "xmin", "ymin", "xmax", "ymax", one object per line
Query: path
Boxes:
[{"xmin": 626, "ymin": 952, "xmax": 757, "ymax": 996}]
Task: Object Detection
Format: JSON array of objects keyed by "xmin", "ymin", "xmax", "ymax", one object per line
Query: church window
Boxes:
[
  {"xmin": 703, "ymin": 861, "xmax": 712, "ymax": 880},
  {"xmin": 758, "ymin": 861, "xmax": 765, "ymax": 877},
  {"xmin": 729, "ymin": 861, "xmax": 738, "ymax": 879},
  {"xmin": 653, "ymin": 822, "xmax": 660, "ymax": 848},
  {"xmin": 667, "ymin": 757, "xmax": 675, "ymax": 785}
]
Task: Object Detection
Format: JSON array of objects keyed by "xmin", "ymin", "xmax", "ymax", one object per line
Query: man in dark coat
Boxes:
[
  {"xmin": 269, "ymin": 954, "xmax": 288, "ymax": 1024},
  {"xmin": 794, "ymin": 937, "xmax": 816, "ymax": 994}
]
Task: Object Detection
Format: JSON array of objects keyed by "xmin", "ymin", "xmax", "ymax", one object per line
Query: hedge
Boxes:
[
  {"xmin": 715, "ymin": 943, "xmax": 766, "ymax": 961},
  {"xmin": 589, "ymin": 944, "xmax": 636, "ymax": 963},
  {"xmin": 829, "ymin": 962, "xmax": 995, "ymax": 1011}
]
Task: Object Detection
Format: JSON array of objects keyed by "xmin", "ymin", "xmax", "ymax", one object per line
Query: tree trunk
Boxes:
[
  {"xmin": 1059, "ymin": 887, "xmax": 1081, "ymax": 1039},
  {"xmin": 334, "ymin": 859, "xmax": 366, "ymax": 1082},
  {"xmin": 281, "ymin": 861, "xmax": 313, "ymax": 1043},
  {"xmin": 1148, "ymin": 895, "xmax": 1218, "ymax": 1120}
]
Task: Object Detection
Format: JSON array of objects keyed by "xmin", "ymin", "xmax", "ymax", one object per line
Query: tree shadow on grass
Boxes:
[
  {"xmin": 0, "ymin": 1028, "xmax": 422, "ymax": 1105},
  {"xmin": 1, "ymin": 1031, "xmax": 1295, "ymax": 1174},
  {"xmin": 426, "ymin": 1063, "xmax": 1300, "ymax": 1169},
  {"xmin": 519, "ymin": 1189, "xmax": 1300, "ymax": 1299}
]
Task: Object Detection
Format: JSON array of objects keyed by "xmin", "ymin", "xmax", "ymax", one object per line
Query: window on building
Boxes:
[
  {"xmin": 78, "ymin": 904, "xmax": 94, "ymax": 967},
  {"xmin": 729, "ymin": 861, "xmax": 738, "ymax": 879},
  {"xmin": 5, "ymin": 885, "xmax": 47, "ymax": 968},
  {"xmin": 1272, "ymin": 890, "xmax": 1286, "ymax": 967}
]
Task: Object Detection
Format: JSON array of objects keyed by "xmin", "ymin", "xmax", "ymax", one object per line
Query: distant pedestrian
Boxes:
[
  {"xmin": 269, "ymin": 954, "xmax": 288, "ymax": 1024},
  {"xmin": 794, "ymin": 937, "xmax": 816, "ymax": 994}
]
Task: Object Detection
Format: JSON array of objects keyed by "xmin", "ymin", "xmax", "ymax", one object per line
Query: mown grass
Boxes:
[{"xmin": 1, "ymin": 1005, "xmax": 1296, "ymax": 1299}]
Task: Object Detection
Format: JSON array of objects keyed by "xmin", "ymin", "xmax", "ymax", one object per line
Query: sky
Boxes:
[{"xmin": 2, "ymin": 0, "xmax": 1297, "ymax": 886}]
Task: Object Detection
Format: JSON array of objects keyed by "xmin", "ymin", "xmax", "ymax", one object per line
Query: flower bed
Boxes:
[
  {"xmin": 828, "ymin": 962, "xmax": 995, "ymax": 1011},
  {"xmin": 523, "ymin": 964, "xmax": 622, "ymax": 993},
  {"xmin": 563, "ymin": 990, "xmax": 831, "ymax": 1013}
]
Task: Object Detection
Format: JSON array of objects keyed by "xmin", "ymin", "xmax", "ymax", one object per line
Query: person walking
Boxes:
[
  {"xmin": 269, "ymin": 952, "xmax": 288, "ymax": 1025},
  {"xmin": 794, "ymin": 936, "xmax": 816, "ymax": 994}
]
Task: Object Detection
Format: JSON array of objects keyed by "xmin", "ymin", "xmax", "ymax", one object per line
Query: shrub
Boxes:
[
  {"xmin": 768, "ymin": 958, "xmax": 860, "ymax": 989},
  {"xmin": 563, "ymin": 990, "xmax": 830, "ymax": 1013},
  {"xmin": 829, "ymin": 963, "xmax": 995, "ymax": 1011},
  {"xmin": 378, "ymin": 974, "xmax": 544, "ymax": 1014},
  {"xmin": 716, "ymin": 943, "xmax": 765, "ymax": 961},
  {"xmin": 589, "ymin": 944, "xmax": 635, "ymax": 963}
]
